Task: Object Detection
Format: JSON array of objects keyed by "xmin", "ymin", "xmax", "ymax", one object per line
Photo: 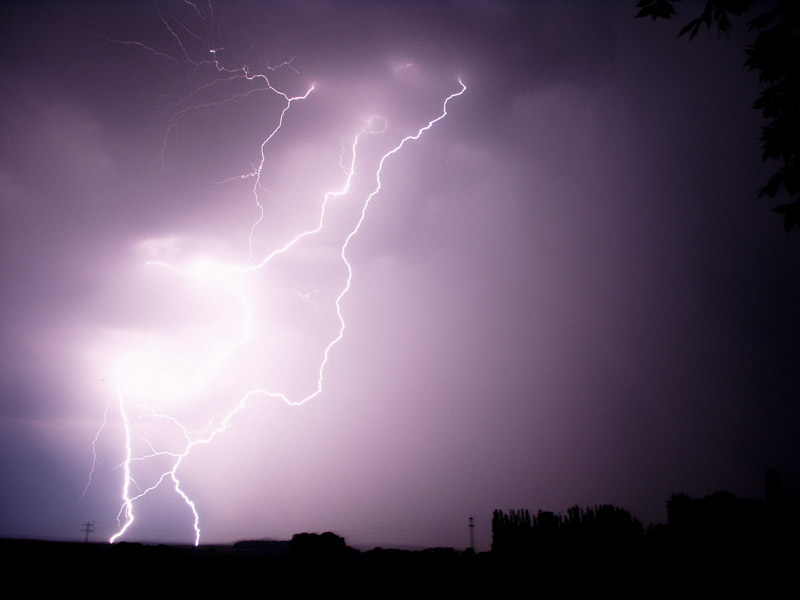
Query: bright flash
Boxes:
[{"xmin": 91, "ymin": 7, "xmax": 466, "ymax": 547}]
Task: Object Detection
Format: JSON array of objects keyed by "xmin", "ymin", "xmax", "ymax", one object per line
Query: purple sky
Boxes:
[{"xmin": 1, "ymin": 0, "xmax": 799, "ymax": 550}]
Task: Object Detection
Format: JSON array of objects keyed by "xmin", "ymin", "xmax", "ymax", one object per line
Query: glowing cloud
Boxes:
[{"xmin": 89, "ymin": 7, "xmax": 466, "ymax": 546}]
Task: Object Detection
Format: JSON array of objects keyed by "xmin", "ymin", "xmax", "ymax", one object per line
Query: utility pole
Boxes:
[
  {"xmin": 81, "ymin": 521, "xmax": 94, "ymax": 543},
  {"xmin": 468, "ymin": 515, "xmax": 475, "ymax": 552}
]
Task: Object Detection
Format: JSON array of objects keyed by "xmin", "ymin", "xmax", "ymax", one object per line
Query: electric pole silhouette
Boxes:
[
  {"xmin": 468, "ymin": 515, "xmax": 475, "ymax": 551},
  {"xmin": 81, "ymin": 521, "xmax": 94, "ymax": 543}
]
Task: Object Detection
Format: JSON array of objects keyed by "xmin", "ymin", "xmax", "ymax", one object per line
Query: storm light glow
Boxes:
[{"xmin": 88, "ymin": 8, "xmax": 466, "ymax": 545}]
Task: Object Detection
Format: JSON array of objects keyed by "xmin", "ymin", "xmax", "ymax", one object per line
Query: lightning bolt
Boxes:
[
  {"xmin": 93, "ymin": 5, "xmax": 466, "ymax": 546},
  {"xmin": 77, "ymin": 393, "xmax": 112, "ymax": 507}
]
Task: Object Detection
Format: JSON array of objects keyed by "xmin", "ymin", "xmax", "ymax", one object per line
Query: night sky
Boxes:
[{"xmin": 1, "ymin": 0, "xmax": 798, "ymax": 551}]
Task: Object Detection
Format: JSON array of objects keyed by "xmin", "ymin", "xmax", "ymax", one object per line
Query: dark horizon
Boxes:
[{"xmin": 5, "ymin": 488, "xmax": 797, "ymax": 594}]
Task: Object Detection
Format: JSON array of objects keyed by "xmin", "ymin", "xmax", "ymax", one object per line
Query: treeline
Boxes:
[
  {"xmin": 491, "ymin": 504, "xmax": 643, "ymax": 555},
  {"xmin": 489, "ymin": 469, "xmax": 798, "ymax": 583},
  {"xmin": 5, "ymin": 471, "xmax": 796, "ymax": 593}
]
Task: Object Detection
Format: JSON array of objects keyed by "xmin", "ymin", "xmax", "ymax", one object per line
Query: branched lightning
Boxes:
[
  {"xmin": 92, "ymin": 3, "xmax": 466, "ymax": 546},
  {"xmin": 77, "ymin": 393, "xmax": 112, "ymax": 507}
]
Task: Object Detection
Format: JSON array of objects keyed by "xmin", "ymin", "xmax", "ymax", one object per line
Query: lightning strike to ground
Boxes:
[{"xmin": 91, "ymin": 5, "xmax": 466, "ymax": 546}]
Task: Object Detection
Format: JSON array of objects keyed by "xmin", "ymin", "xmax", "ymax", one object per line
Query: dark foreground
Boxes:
[{"xmin": 3, "ymin": 533, "xmax": 793, "ymax": 595}]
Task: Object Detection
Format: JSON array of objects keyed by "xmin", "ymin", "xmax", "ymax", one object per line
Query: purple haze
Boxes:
[{"xmin": 1, "ymin": 1, "xmax": 798, "ymax": 550}]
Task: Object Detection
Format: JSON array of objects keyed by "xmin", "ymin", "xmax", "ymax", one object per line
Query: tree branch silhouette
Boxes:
[{"xmin": 636, "ymin": 0, "xmax": 799, "ymax": 231}]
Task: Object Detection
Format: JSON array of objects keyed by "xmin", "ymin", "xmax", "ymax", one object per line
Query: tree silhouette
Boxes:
[
  {"xmin": 491, "ymin": 505, "xmax": 644, "ymax": 558},
  {"xmin": 636, "ymin": 0, "xmax": 800, "ymax": 231}
]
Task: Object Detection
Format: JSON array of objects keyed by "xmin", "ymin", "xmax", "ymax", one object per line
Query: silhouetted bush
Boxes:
[{"xmin": 288, "ymin": 531, "xmax": 358, "ymax": 562}]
